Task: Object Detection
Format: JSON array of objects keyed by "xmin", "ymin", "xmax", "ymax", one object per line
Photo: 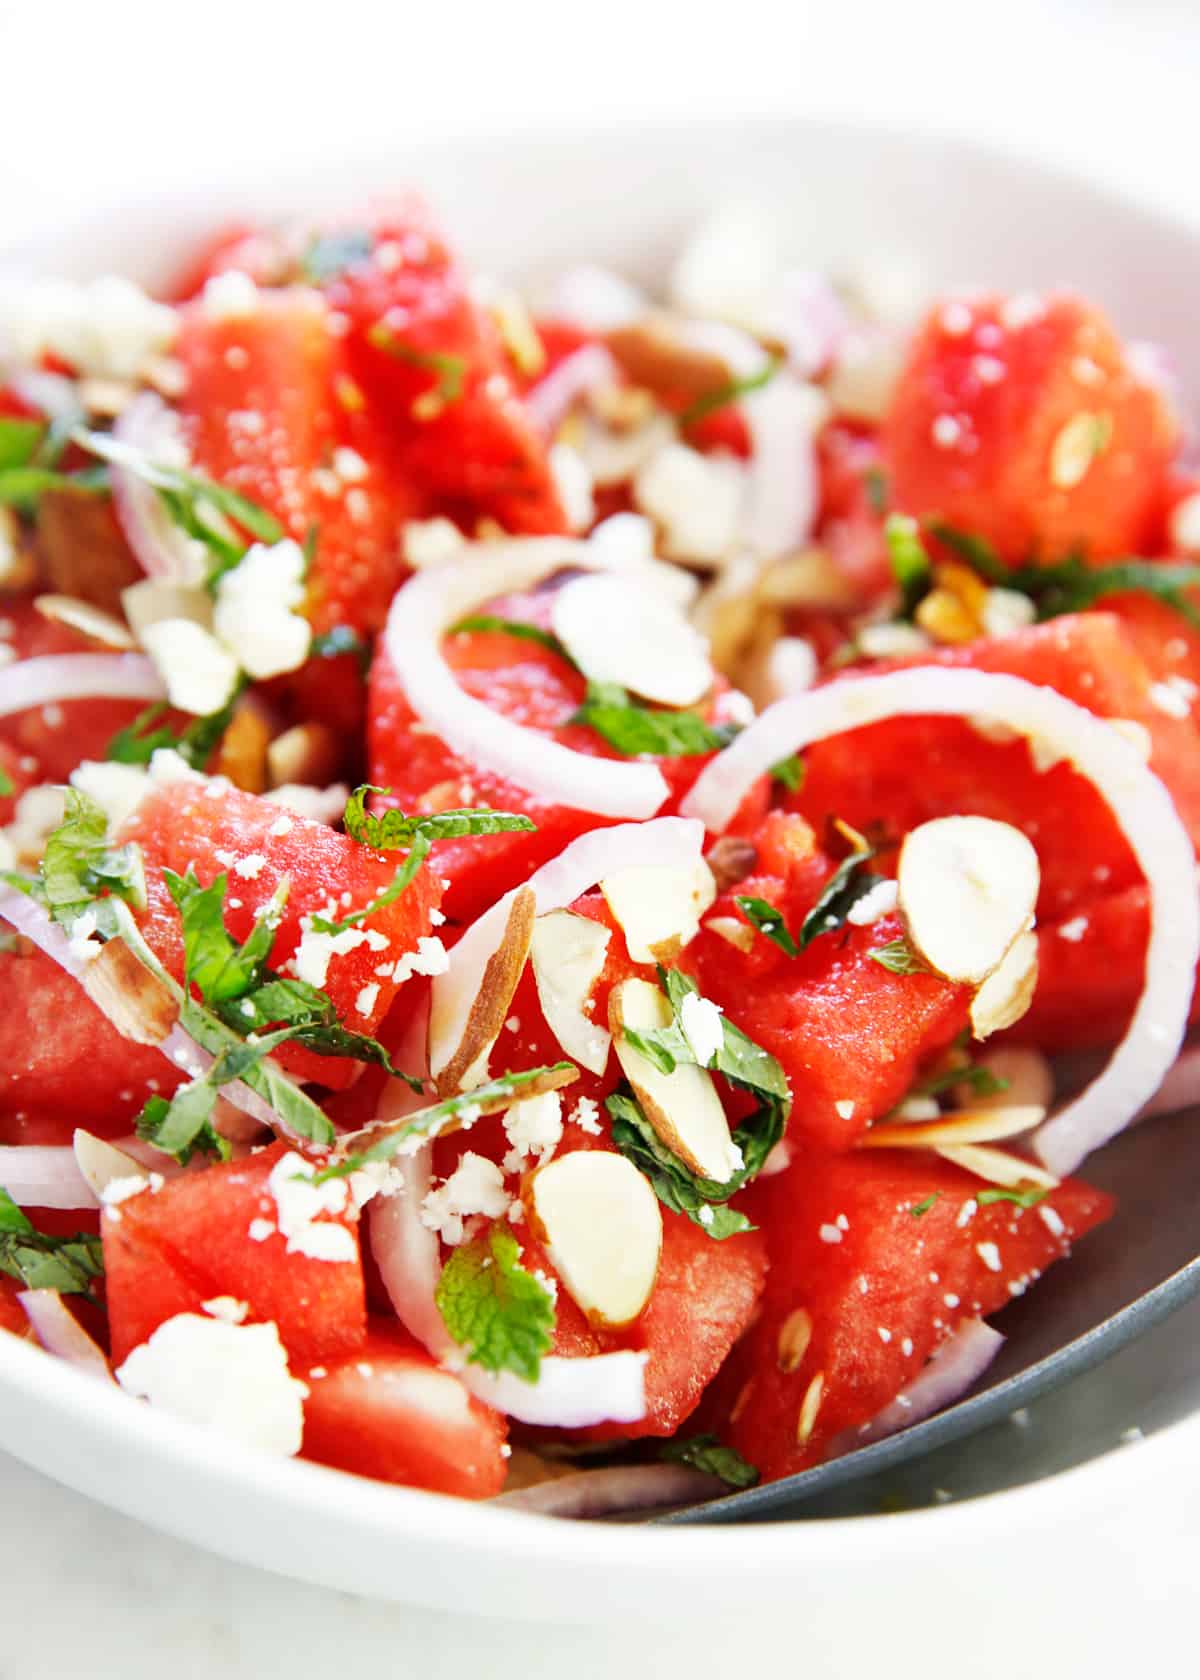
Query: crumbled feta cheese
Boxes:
[
  {"xmin": 633, "ymin": 442, "xmax": 744, "ymax": 565},
  {"xmin": 268, "ymin": 815, "xmax": 294, "ymax": 838},
  {"xmin": 818, "ymin": 1222, "xmax": 843, "ymax": 1244},
  {"xmin": 1058, "ymin": 916, "xmax": 1089, "ymax": 943},
  {"xmin": 1149, "ymin": 677, "xmax": 1195, "ymax": 719},
  {"xmin": 956, "ymin": 1198, "xmax": 978, "ymax": 1229},
  {"xmin": 931, "ymin": 414, "xmax": 964, "ymax": 450},
  {"xmin": 901, "ymin": 1337, "xmax": 914, "ymax": 1357},
  {"xmin": 419, "ymin": 1152, "xmax": 512, "ymax": 1246},
  {"xmin": 213, "ymin": 539, "xmax": 312, "ymax": 679},
  {"xmin": 1169, "ymin": 491, "xmax": 1200, "ymax": 557},
  {"xmin": 141, "ymin": 617, "xmax": 239, "ymax": 716},
  {"xmin": 354, "ymin": 982, "xmax": 380, "ymax": 1018},
  {"xmin": 392, "ymin": 935, "xmax": 450, "ymax": 984},
  {"xmin": 834, "ymin": 1099, "xmax": 856, "ymax": 1120},
  {"xmin": 845, "ymin": 878, "xmax": 899, "ymax": 927},
  {"xmin": 1, "ymin": 274, "xmax": 178, "ymax": 380},
  {"xmin": 571, "ymin": 1096, "xmax": 603, "ymax": 1136},
  {"xmin": 877, "ymin": 1326, "xmax": 892, "ymax": 1344},
  {"xmin": 293, "ymin": 924, "xmax": 370, "ymax": 988},
  {"xmin": 679, "ymin": 991, "xmax": 724, "ymax": 1067},
  {"xmin": 1038, "ymin": 1204, "xmax": 1066, "ymax": 1238},
  {"xmin": 332, "ymin": 446, "xmax": 368, "ymax": 482},
  {"xmin": 940, "ymin": 301, "xmax": 973, "ymax": 337},
  {"xmin": 233, "ymin": 852, "xmax": 267, "ymax": 881},
  {"xmin": 115, "ymin": 1313, "xmax": 306, "ymax": 1454},
  {"xmin": 100, "ymin": 1171, "xmax": 163, "ymax": 1206},
  {"xmin": 346, "ymin": 1161, "xmax": 405, "ymax": 1209},
  {"xmin": 504, "ymin": 1091, "xmax": 563, "ymax": 1164},
  {"xmin": 202, "ymin": 1296, "xmax": 249, "ymax": 1324},
  {"xmin": 975, "ymin": 1240, "xmax": 1002, "ymax": 1273},
  {"xmin": 201, "ymin": 270, "xmax": 261, "ymax": 321},
  {"xmin": 265, "ymin": 1151, "xmax": 356, "ymax": 1263},
  {"xmin": 943, "ymin": 1292, "xmax": 961, "ymax": 1308}
]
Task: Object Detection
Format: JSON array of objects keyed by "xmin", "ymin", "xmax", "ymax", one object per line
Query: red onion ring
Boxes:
[
  {"xmin": 493, "ymin": 1463, "xmax": 723, "ymax": 1517},
  {"xmin": 850, "ymin": 1320, "xmax": 1005, "ymax": 1448},
  {"xmin": 109, "ymin": 391, "xmax": 208, "ymax": 581},
  {"xmin": 18, "ymin": 1289, "xmax": 114, "ymax": 1381},
  {"xmin": 0, "ymin": 1147, "xmax": 97, "ymax": 1210},
  {"xmin": 525, "ymin": 345, "xmax": 620, "ymax": 436},
  {"xmin": 0, "ymin": 653, "xmax": 164, "ymax": 720}
]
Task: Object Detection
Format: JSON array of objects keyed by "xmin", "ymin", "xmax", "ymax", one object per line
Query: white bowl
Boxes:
[{"xmin": 2, "ymin": 117, "xmax": 1199, "ymax": 1634}]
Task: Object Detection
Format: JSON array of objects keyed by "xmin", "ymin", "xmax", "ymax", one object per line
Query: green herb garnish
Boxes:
[
  {"xmin": 105, "ymin": 690, "xmax": 241, "ymax": 772},
  {"xmin": 886, "ymin": 513, "xmax": 933, "ymax": 619},
  {"xmin": 734, "ymin": 895, "xmax": 798, "ymax": 957},
  {"xmin": 660, "ymin": 1434, "xmax": 760, "ymax": 1490},
  {"xmin": 300, "ymin": 229, "xmax": 374, "ymax": 284},
  {"xmin": 0, "ymin": 1188, "xmax": 105, "ymax": 1298},
  {"xmin": 768, "ymin": 753, "xmax": 805, "ymax": 794},
  {"xmin": 572, "ymin": 681, "xmax": 737, "ymax": 758},
  {"xmin": 435, "ymin": 1224, "xmax": 556, "ymax": 1383},
  {"xmin": 677, "ymin": 355, "xmax": 783, "ymax": 431},
  {"xmin": 868, "ymin": 936, "xmax": 931, "ymax": 976},
  {"xmin": 976, "ymin": 1185, "xmax": 1049, "ymax": 1209},
  {"xmin": 797, "ymin": 849, "xmax": 884, "ymax": 950},
  {"xmin": 447, "ymin": 615, "xmax": 573, "ymax": 662},
  {"xmin": 910, "ymin": 1193, "xmax": 941, "ymax": 1218},
  {"xmin": 366, "ymin": 325, "xmax": 466, "ymax": 406}
]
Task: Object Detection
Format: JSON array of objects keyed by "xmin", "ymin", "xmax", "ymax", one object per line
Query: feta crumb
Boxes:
[
  {"xmin": 698, "ymin": 1205, "xmax": 715, "ymax": 1227},
  {"xmin": 818, "ymin": 1222, "xmax": 843, "ymax": 1244},
  {"xmin": 140, "ymin": 617, "xmax": 239, "ymax": 717},
  {"xmin": 268, "ymin": 815, "xmax": 294, "ymax": 838},
  {"xmin": 504, "ymin": 1091, "xmax": 564, "ymax": 1165},
  {"xmin": 955, "ymin": 1198, "xmax": 978, "ymax": 1229},
  {"xmin": 571, "ymin": 1096, "xmax": 603, "ymax": 1136},
  {"xmin": 265, "ymin": 1152, "xmax": 356, "ymax": 1263},
  {"xmin": 836, "ymin": 1213, "xmax": 849, "ymax": 1231},
  {"xmin": 943, "ymin": 1292, "xmax": 961, "ymax": 1309},
  {"xmin": 392, "ymin": 935, "xmax": 450, "ymax": 984},
  {"xmin": 845, "ymin": 878, "xmax": 899, "ymax": 926},
  {"xmin": 419, "ymin": 1152, "xmax": 512, "ymax": 1246},
  {"xmin": 633, "ymin": 442, "xmax": 745, "ymax": 565},
  {"xmin": 293, "ymin": 924, "xmax": 370, "ymax": 988},
  {"xmin": 877, "ymin": 1327, "xmax": 892, "ymax": 1344},
  {"xmin": 834, "ymin": 1098, "xmax": 857, "ymax": 1120},
  {"xmin": 1149, "ymin": 677, "xmax": 1195, "ymax": 719},
  {"xmin": 116, "ymin": 1314, "xmax": 306, "ymax": 1454},
  {"xmin": 1169, "ymin": 491, "xmax": 1200, "ymax": 557},
  {"xmin": 403, "ymin": 517, "xmax": 466, "ymax": 569},
  {"xmin": 895, "ymin": 1096, "xmax": 940, "ymax": 1122},
  {"xmin": 202, "ymin": 1296, "xmax": 249, "ymax": 1324},
  {"xmin": 1058, "ymin": 916, "xmax": 1089, "ymax": 943},
  {"xmin": 201, "ymin": 270, "xmax": 260, "ymax": 321},
  {"xmin": 332, "ymin": 446, "xmax": 368, "ymax": 482},
  {"xmin": 901, "ymin": 1337, "xmax": 914, "ymax": 1357},
  {"xmin": 931, "ymin": 414, "xmax": 963, "ymax": 449},
  {"xmin": 213, "ymin": 539, "xmax": 312, "ymax": 680},
  {"xmin": 100, "ymin": 1171, "xmax": 163, "ymax": 1206},
  {"xmin": 679, "ymin": 991, "xmax": 724, "ymax": 1067},
  {"xmin": 233, "ymin": 852, "xmax": 267, "ymax": 881},
  {"xmin": 354, "ymin": 982, "xmax": 380, "ymax": 1018},
  {"xmin": 975, "ymin": 1240, "xmax": 1002, "ymax": 1273},
  {"xmin": 940, "ymin": 301, "xmax": 973, "ymax": 337}
]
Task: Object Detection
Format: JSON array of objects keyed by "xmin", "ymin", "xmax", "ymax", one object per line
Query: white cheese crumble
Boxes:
[
  {"xmin": 1169, "ymin": 492, "xmax": 1200, "ymax": 557},
  {"xmin": 570, "ymin": 1096, "xmax": 603, "ymax": 1136},
  {"xmin": 115, "ymin": 1314, "xmax": 306, "ymax": 1454},
  {"xmin": 332, "ymin": 446, "xmax": 368, "ymax": 483},
  {"xmin": 140, "ymin": 617, "xmax": 240, "ymax": 716},
  {"xmin": 679, "ymin": 991, "xmax": 724, "ymax": 1067},
  {"xmin": 1038, "ymin": 1204, "xmax": 1066, "ymax": 1238},
  {"xmin": 100, "ymin": 1171, "xmax": 163, "ymax": 1206},
  {"xmin": 818, "ymin": 1222, "xmax": 844, "ymax": 1244},
  {"xmin": 268, "ymin": 815, "xmax": 294, "ymax": 838},
  {"xmin": 419, "ymin": 1152, "xmax": 512, "ymax": 1246},
  {"xmin": 975, "ymin": 1240, "xmax": 1002, "ymax": 1273},
  {"xmin": 633, "ymin": 441, "xmax": 744, "ymax": 565},
  {"xmin": 503, "ymin": 1091, "xmax": 563, "ymax": 1165},
  {"xmin": 293, "ymin": 924, "xmax": 370, "ymax": 988},
  {"xmin": 392, "ymin": 935, "xmax": 450, "ymax": 984},
  {"xmin": 1149, "ymin": 676, "xmax": 1196, "ymax": 719},
  {"xmin": 1058, "ymin": 916, "xmax": 1089, "ymax": 943},
  {"xmin": 201, "ymin": 1296, "xmax": 249, "ymax": 1324},
  {"xmin": 233, "ymin": 852, "xmax": 267, "ymax": 881},
  {"xmin": 1, "ymin": 274, "xmax": 178, "ymax": 380},
  {"xmin": 265, "ymin": 1151, "xmax": 356, "ymax": 1263},
  {"xmin": 403, "ymin": 516, "xmax": 466, "ymax": 569},
  {"xmin": 354, "ymin": 982, "xmax": 380, "ymax": 1018},
  {"xmin": 845, "ymin": 878, "xmax": 899, "ymax": 927},
  {"xmin": 213, "ymin": 539, "xmax": 312, "ymax": 680},
  {"xmin": 834, "ymin": 1099, "xmax": 857, "ymax": 1121}
]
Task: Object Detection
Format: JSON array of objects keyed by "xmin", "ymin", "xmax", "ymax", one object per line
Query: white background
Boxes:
[{"xmin": 0, "ymin": 2, "xmax": 1197, "ymax": 1674}]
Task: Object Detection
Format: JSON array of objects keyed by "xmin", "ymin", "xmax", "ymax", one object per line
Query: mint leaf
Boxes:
[
  {"xmin": 341, "ymin": 785, "xmax": 536, "ymax": 850},
  {"xmin": 0, "ymin": 1187, "xmax": 104, "ymax": 1297},
  {"xmin": 734, "ymin": 895, "xmax": 798, "ymax": 957},
  {"xmin": 677, "ymin": 355, "xmax": 783, "ymax": 430},
  {"xmin": 105, "ymin": 690, "xmax": 241, "ymax": 771},
  {"xmin": 768, "ymin": 754, "xmax": 804, "ymax": 793},
  {"xmin": 910, "ymin": 1192, "xmax": 941, "ymax": 1218},
  {"xmin": 869, "ymin": 936, "xmax": 931, "ymax": 975},
  {"xmin": 660, "ymin": 1433, "xmax": 760, "ymax": 1489},
  {"xmin": 309, "ymin": 835, "xmax": 431, "ymax": 935},
  {"xmin": 572, "ymin": 682, "xmax": 737, "ymax": 758},
  {"xmin": 0, "ymin": 417, "xmax": 45, "ymax": 470},
  {"xmin": 886, "ymin": 513, "xmax": 932, "ymax": 618},
  {"xmin": 36, "ymin": 787, "xmax": 146, "ymax": 930},
  {"xmin": 165, "ymin": 867, "xmax": 285, "ymax": 1003},
  {"xmin": 0, "ymin": 464, "xmax": 108, "ymax": 511},
  {"xmin": 977, "ymin": 1185, "xmax": 1049, "ymax": 1208},
  {"xmin": 0, "ymin": 765, "xmax": 12, "ymax": 798},
  {"xmin": 435, "ymin": 1224, "xmax": 556, "ymax": 1383},
  {"xmin": 912, "ymin": 1062, "xmax": 1009, "ymax": 1102},
  {"xmin": 606, "ymin": 1093, "xmax": 755, "ymax": 1239},
  {"xmin": 135, "ymin": 1092, "xmax": 229, "ymax": 1167},
  {"xmin": 797, "ymin": 850, "xmax": 884, "ymax": 950},
  {"xmin": 447, "ymin": 615, "xmax": 573, "ymax": 663}
]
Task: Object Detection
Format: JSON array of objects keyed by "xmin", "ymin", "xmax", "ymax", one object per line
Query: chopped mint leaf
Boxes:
[
  {"xmin": 341, "ymin": 785, "xmax": 536, "ymax": 850},
  {"xmin": 977, "ymin": 1185, "xmax": 1049, "ymax": 1208},
  {"xmin": 435, "ymin": 1224, "xmax": 556, "ymax": 1383},
  {"xmin": 105, "ymin": 689, "xmax": 241, "ymax": 772},
  {"xmin": 797, "ymin": 849, "xmax": 884, "ymax": 950},
  {"xmin": 301, "ymin": 229, "xmax": 374, "ymax": 284},
  {"xmin": 768, "ymin": 753, "xmax": 804, "ymax": 794},
  {"xmin": 220, "ymin": 975, "xmax": 423, "ymax": 1091},
  {"xmin": 0, "ymin": 765, "xmax": 13, "ymax": 798},
  {"xmin": 165, "ymin": 867, "xmax": 285, "ymax": 1004},
  {"xmin": 660, "ymin": 1433, "xmax": 760, "ymax": 1490},
  {"xmin": 36, "ymin": 787, "xmax": 146, "ymax": 931},
  {"xmin": 0, "ymin": 417, "xmax": 45, "ymax": 471},
  {"xmin": 869, "ymin": 936, "xmax": 931, "ymax": 975},
  {"xmin": 864, "ymin": 466, "xmax": 889, "ymax": 516},
  {"xmin": 606, "ymin": 1092, "xmax": 755, "ymax": 1239},
  {"xmin": 734, "ymin": 894, "xmax": 799, "ymax": 957},
  {"xmin": 448, "ymin": 615, "xmax": 574, "ymax": 663},
  {"xmin": 886, "ymin": 513, "xmax": 932, "ymax": 619},
  {"xmin": 572, "ymin": 681, "xmax": 738, "ymax": 758},
  {"xmin": 135, "ymin": 1092, "xmax": 229, "ymax": 1167},
  {"xmin": 913, "ymin": 1062, "xmax": 1009, "ymax": 1102},
  {"xmin": 0, "ymin": 464, "xmax": 108, "ymax": 512},
  {"xmin": 925, "ymin": 523, "xmax": 1008, "ymax": 583},
  {"xmin": 677, "ymin": 355, "xmax": 783, "ymax": 430},
  {"xmin": 366, "ymin": 324, "xmax": 466, "ymax": 406},
  {"xmin": 910, "ymin": 1193, "xmax": 941, "ymax": 1218},
  {"xmin": 0, "ymin": 1187, "xmax": 104, "ymax": 1297}
]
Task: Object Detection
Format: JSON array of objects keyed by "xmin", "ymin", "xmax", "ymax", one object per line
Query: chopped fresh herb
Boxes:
[
  {"xmin": 341, "ymin": 785, "xmax": 536, "ymax": 851},
  {"xmin": 677, "ymin": 355, "xmax": 783, "ymax": 431},
  {"xmin": 105, "ymin": 689, "xmax": 241, "ymax": 771},
  {"xmin": 768, "ymin": 753, "xmax": 805, "ymax": 794},
  {"xmin": 0, "ymin": 464, "xmax": 108, "ymax": 511},
  {"xmin": 0, "ymin": 765, "xmax": 12, "ymax": 798},
  {"xmin": 0, "ymin": 417, "xmax": 45, "ymax": 471},
  {"xmin": 309, "ymin": 624, "xmax": 371, "ymax": 676},
  {"xmin": 0, "ymin": 1187, "xmax": 105, "ymax": 1297},
  {"xmin": 886, "ymin": 513, "xmax": 933, "ymax": 619},
  {"xmin": 864, "ymin": 466, "xmax": 889, "ymax": 516},
  {"xmin": 606, "ymin": 1093, "xmax": 755, "ymax": 1239},
  {"xmin": 135, "ymin": 1092, "xmax": 229, "ymax": 1167},
  {"xmin": 910, "ymin": 1193, "xmax": 941, "ymax": 1218},
  {"xmin": 797, "ymin": 848, "xmax": 884, "ymax": 950},
  {"xmin": 31, "ymin": 787, "xmax": 146, "ymax": 933},
  {"xmin": 309, "ymin": 840, "xmax": 430, "ymax": 936},
  {"xmin": 434, "ymin": 1224, "xmax": 556, "ymax": 1383},
  {"xmin": 572, "ymin": 681, "xmax": 738, "ymax": 758},
  {"xmin": 734, "ymin": 895, "xmax": 798, "ymax": 957},
  {"xmin": 977, "ymin": 1185, "xmax": 1049, "ymax": 1208},
  {"xmin": 925, "ymin": 523, "xmax": 1008, "ymax": 583},
  {"xmin": 913, "ymin": 1061, "xmax": 1009, "ymax": 1102},
  {"xmin": 315, "ymin": 1062, "xmax": 578, "ymax": 1180},
  {"xmin": 869, "ymin": 936, "xmax": 931, "ymax": 975},
  {"xmin": 300, "ymin": 229, "xmax": 374, "ymax": 284},
  {"xmin": 224, "ymin": 974, "xmax": 422, "ymax": 1090},
  {"xmin": 660, "ymin": 1433, "xmax": 760, "ymax": 1490},
  {"xmin": 166, "ymin": 867, "xmax": 284, "ymax": 1003},
  {"xmin": 366, "ymin": 324, "xmax": 466, "ymax": 406},
  {"xmin": 447, "ymin": 614, "xmax": 574, "ymax": 663}
]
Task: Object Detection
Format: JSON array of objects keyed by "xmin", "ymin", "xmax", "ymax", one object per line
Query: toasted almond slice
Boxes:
[
  {"xmin": 429, "ymin": 888, "xmax": 536, "ymax": 1096},
  {"xmin": 121, "ymin": 577, "xmax": 213, "ymax": 639},
  {"xmin": 601, "ymin": 858, "xmax": 716, "ymax": 964},
  {"xmin": 527, "ymin": 1151, "xmax": 662, "ymax": 1329},
  {"xmin": 970, "ymin": 928, "xmax": 1039, "ymax": 1040},
  {"xmin": 529, "ymin": 910, "xmax": 612, "ymax": 1076},
  {"xmin": 934, "ymin": 1142, "xmax": 1059, "ymax": 1191},
  {"xmin": 609, "ymin": 977, "xmax": 741, "ymax": 1181},
  {"xmin": 951, "ymin": 1045, "xmax": 1053, "ymax": 1112},
  {"xmin": 78, "ymin": 938, "xmax": 179, "ymax": 1045},
  {"xmin": 551, "ymin": 572, "xmax": 713, "ymax": 708},
  {"xmin": 861, "ymin": 1103, "xmax": 1046, "ymax": 1151},
  {"xmin": 898, "ymin": 816, "xmax": 1039, "ymax": 985},
  {"xmin": 266, "ymin": 723, "xmax": 341, "ymax": 789},
  {"xmin": 704, "ymin": 914, "xmax": 756, "ymax": 954},
  {"xmin": 73, "ymin": 1129, "xmax": 151, "ymax": 1199},
  {"xmin": 34, "ymin": 594, "xmax": 136, "ymax": 650}
]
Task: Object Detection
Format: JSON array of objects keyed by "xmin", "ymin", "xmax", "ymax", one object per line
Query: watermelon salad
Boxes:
[{"xmin": 0, "ymin": 197, "xmax": 1198, "ymax": 1517}]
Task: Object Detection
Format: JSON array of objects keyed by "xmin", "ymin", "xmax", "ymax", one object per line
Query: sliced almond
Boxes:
[
  {"xmin": 78, "ymin": 938, "xmax": 179, "ymax": 1045},
  {"xmin": 601, "ymin": 858, "xmax": 716, "ymax": 965},
  {"xmin": 73, "ymin": 1129, "xmax": 151, "ymax": 1200},
  {"xmin": 212, "ymin": 701, "xmax": 273, "ymax": 793},
  {"xmin": 898, "ymin": 816, "xmax": 1039, "ymax": 985},
  {"xmin": 934, "ymin": 1142, "xmax": 1059, "ymax": 1192},
  {"xmin": 551, "ymin": 572, "xmax": 713, "ymax": 708},
  {"xmin": 704, "ymin": 915, "xmax": 756, "ymax": 954},
  {"xmin": 796, "ymin": 1371, "xmax": 825, "ymax": 1445},
  {"xmin": 121, "ymin": 577, "xmax": 213, "ymax": 639},
  {"xmin": 339, "ymin": 1062, "xmax": 578, "ymax": 1160},
  {"xmin": 605, "ymin": 311, "xmax": 743, "ymax": 405},
  {"xmin": 38, "ymin": 486, "xmax": 140, "ymax": 613},
  {"xmin": 429, "ymin": 888, "xmax": 536, "ymax": 1096},
  {"xmin": 969, "ymin": 928, "xmax": 1039, "ymax": 1040},
  {"xmin": 529, "ymin": 910, "xmax": 612, "ymax": 1076},
  {"xmin": 609, "ymin": 977, "xmax": 741, "ymax": 1182},
  {"xmin": 0, "ymin": 507, "xmax": 37, "ymax": 591},
  {"xmin": 527, "ymin": 1151, "xmax": 662, "ymax": 1329},
  {"xmin": 34, "ymin": 594, "xmax": 135, "ymax": 650},
  {"xmin": 951, "ymin": 1045, "xmax": 1053, "ymax": 1112},
  {"xmin": 266, "ymin": 722, "xmax": 341, "ymax": 789},
  {"xmin": 861, "ymin": 1103, "xmax": 1046, "ymax": 1151}
]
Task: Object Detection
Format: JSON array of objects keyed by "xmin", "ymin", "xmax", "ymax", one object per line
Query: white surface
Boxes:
[{"xmin": 2, "ymin": 0, "xmax": 1200, "ymax": 1672}]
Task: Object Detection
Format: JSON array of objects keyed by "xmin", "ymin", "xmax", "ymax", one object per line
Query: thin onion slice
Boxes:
[
  {"xmin": 0, "ymin": 1146, "xmax": 97, "ymax": 1210},
  {"xmin": 524, "ymin": 345, "xmax": 620, "ymax": 436},
  {"xmin": 851, "ymin": 1320, "xmax": 1004, "ymax": 1448},
  {"xmin": 110, "ymin": 391, "xmax": 207, "ymax": 582},
  {"xmin": 18, "ymin": 1289, "xmax": 114, "ymax": 1381},
  {"xmin": 682, "ymin": 668, "xmax": 1200, "ymax": 1175},
  {"xmin": 381, "ymin": 541, "xmax": 670, "ymax": 819},
  {"xmin": 0, "ymin": 653, "xmax": 164, "ymax": 720},
  {"xmin": 1136, "ymin": 1043, "xmax": 1200, "ymax": 1126},
  {"xmin": 740, "ymin": 375, "xmax": 824, "ymax": 559},
  {"xmin": 493, "ymin": 1463, "xmax": 722, "ymax": 1518}
]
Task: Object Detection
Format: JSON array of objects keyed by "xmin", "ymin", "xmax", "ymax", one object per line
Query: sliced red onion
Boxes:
[
  {"xmin": 110, "ymin": 391, "xmax": 207, "ymax": 582},
  {"xmin": 0, "ymin": 1146, "xmax": 97, "ymax": 1210},
  {"xmin": 382, "ymin": 542, "xmax": 671, "ymax": 819},
  {"xmin": 525, "ymin": 345, "xmax": 620, "ymax": 436},
  {"xmin": 763, "ymin": 270, "xmax": 851, "ymax": 377},
  {"xmin": 740, "ymin": 374, "xmax": 823, "ymax": 559},
  {"xmin": 682, "ymin": 668, "xmax": 1200, "ymax": 1176},
  {"xmin": 851, "ymin": 1320, "xmax": 1004, "ymax": 1448},
  {"xmin": 0, "ymin": 653, "xmax": 164, "ymax": 720},
  {"xmin": 493, "ymin": 1463, "xmax": 723, "ymax": 1518},
  {"xmin": 18, "ymin": 1290, "xmax": 113, "ymax": 1381},
  {"xmin": 1136, "ymin": 1043, "xmax": 1200, "ymax": 1126}
]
